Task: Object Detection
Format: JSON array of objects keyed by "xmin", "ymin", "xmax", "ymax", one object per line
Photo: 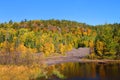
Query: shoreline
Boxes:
[{"xmin": 44, "ymin": 56, "xmax": 120, "ymax": 65}]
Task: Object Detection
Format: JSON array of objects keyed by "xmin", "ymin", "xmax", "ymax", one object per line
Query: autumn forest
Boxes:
[
  {"xmin": 0, "ymin": 19, "xmax": 120, "ymax": 59},
  {"xmin": 0, "ymin": 19, "xmax": 120, "ymax": 80}
]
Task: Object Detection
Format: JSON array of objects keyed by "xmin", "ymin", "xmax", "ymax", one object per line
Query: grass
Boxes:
[
  {"xmin": 0, "ymin": 52, "xmax": 47, "ymax": 80},
  {"xmin": 0, "ymin": 65, "xmax": 45, "ymax": 80},
  {"xmin": 0, "ymin": 51, "xmax": 66, "ymax": 80}
]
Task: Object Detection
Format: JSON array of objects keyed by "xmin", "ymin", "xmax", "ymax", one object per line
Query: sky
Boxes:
[{"xmin": 0, "ymin": 0, "xmax": 120, "ymax": 25}]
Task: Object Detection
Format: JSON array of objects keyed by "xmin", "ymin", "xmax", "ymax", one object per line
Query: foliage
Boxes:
[{"xmin": 0, "ymin": 20, "xmax": 120, "ymax": 59}]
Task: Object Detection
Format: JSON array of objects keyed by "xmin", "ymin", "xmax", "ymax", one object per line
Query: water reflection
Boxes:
[{"xmin": 48, "ymin": 62, "xmax": 120, "ymax": 80}]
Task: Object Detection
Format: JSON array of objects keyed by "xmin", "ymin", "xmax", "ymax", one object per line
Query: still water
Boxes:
[{"xmin": 47, "ymin": 62, "xmax": 120, "ymax": 80}]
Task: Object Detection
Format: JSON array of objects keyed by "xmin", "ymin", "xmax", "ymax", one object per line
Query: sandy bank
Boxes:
[{"xmin": 44, "ymin": 56, "xmax": 120, "ymax": 65}]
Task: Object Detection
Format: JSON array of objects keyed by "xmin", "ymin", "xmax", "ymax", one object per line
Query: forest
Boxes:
[
  {"xmin": 0, "ymin": 19, "xmax": 120, "ymax": 80},
  {"xmin": 0, "ymin": 19, "xmax": 120, "ymax": 61}
]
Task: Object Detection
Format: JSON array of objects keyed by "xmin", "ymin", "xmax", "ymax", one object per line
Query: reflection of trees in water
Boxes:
[
  {"xmin": 53, "ymin": 62, "xmax": 97, "ymax": 78},
  {"xmin": 98, "ymin": 64, "xmax": 106, "ymax": 79},
  {"xmin": 95, "ymin": 63, "xmax": 120, "ymax": 80},
  {"xmin": 47, "ymin": 62, "xmax": 120, "ymax": 79},
  {"xmin": 102, "ymin": 63, "xmax": 120, "ymax": 80}
]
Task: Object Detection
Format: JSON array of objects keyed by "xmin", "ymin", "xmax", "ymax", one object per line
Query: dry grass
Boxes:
[{"xmin": 0, "ymin": 65, "xmax": 44, "ymax": 80}]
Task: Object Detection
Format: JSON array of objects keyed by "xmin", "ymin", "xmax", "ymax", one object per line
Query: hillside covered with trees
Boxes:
[{"xmin": 0, "ymin": 19, "xmax": 120, "ymax": 62}]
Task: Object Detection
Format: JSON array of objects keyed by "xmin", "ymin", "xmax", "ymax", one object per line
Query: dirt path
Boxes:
[
  {"xmin": 45, "ymin": 56, "xmax": 80, "ymax": 65},
  {"xmin": 44, "ymin": 48, "xmax": 90, "ymax": 65},
  {"xmin": 44, "ymin": 56, "xmax": 120, "ymax": 65},
  {"xmin": 39, "ymin": 48, "xmax": 120, "ymax": 65}
]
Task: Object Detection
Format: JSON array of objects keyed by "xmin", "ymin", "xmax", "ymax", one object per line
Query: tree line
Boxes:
[{"xmin": 0, "ymin": 19, "xmax": 120, "ymax": 62}]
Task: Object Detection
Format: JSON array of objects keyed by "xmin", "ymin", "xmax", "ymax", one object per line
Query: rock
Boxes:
[{"xmin": 66, "ymin": 48, "xmax": 90, "ymax": 57}]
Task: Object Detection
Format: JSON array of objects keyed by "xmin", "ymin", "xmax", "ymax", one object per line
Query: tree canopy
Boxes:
[{"xmin": 0, "ymin": 19, "xmax": 120, "ymax": 59}]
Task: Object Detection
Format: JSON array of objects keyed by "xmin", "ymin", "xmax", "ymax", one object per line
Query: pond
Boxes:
[{"xmin": 46, "ymin": 62, "xmax": 120, "ymax": 80}]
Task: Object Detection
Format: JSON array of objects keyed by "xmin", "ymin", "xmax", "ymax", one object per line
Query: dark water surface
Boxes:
[{"xmin": 48, "ymin": 62, "xmax": 120, "ymax": 80}]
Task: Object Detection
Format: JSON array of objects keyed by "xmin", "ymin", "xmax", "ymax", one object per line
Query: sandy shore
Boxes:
[{"xmin": 44, "ymin": 56, "xmax": 120, "ymax": 65}]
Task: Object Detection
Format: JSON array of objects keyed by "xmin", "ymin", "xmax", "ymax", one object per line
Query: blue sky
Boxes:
[{"xmin": 0, "ymin": 0, "xmax": 120, "ymax": 25}]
